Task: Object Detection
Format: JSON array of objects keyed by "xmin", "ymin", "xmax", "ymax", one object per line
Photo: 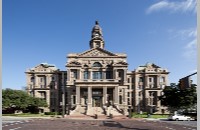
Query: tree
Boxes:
[
  {"xmin": 2, "ymin": 88, "xmax": 47, "ymax": 113},
  {"xmin": 159, "ymin": 84, "xmax": 197, "ymax": 113}
]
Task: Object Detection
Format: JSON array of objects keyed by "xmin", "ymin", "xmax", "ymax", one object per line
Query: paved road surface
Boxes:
[{"xmin": 2, "ymin": 117, "xmax": 197, "ymax": 130}]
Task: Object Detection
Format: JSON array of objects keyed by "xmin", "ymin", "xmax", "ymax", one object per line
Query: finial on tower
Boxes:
[
  {"xmin": 89, "ymin": 21, "xmax": 105, "ymax": 49},
  {"xmin": 95, "ymin": 20, "xmax": 99, "ymax": 25}
]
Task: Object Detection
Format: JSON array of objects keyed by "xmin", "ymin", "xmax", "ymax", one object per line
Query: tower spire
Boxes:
[
  {"xmin": 90, "ymin": 21, "xmax": 105, "ymax": 49},
  {"xmin": 95, "ymin": 20, "xmax": 99, "ymax": 25}
]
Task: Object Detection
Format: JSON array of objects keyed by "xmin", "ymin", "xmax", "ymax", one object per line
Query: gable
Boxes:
[
  {"xmin": 67, "ymin": 61, "xmax": 82, "ymax": 67},
  {"xmin": 113, "ymin": 61, "xmax": 128, "ymax": 66},
  {"xmin": 146, "ymin": 63, "xmax": 160, "ymax": 69},
  {"xmin": 31, "ymin": 63, "xmax": 58, "ymax": 72},
  {"xmin": 78, "ymin": 48, "xmax": 117, "ymax": 57}
]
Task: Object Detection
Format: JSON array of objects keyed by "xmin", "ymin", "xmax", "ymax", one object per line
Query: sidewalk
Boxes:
[{"xmin": 144, "ymin": 118, "xmax": 168, "ymax": 121}]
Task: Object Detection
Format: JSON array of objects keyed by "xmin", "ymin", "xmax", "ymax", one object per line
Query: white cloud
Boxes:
[
  {"xmin": 167, "ymin": 28, "xmax": 197, "ymax": 40},
  {"xmin": 179, "ymin": 28, "xmax": 196, "ymax": 37},
  {"xmin": 146, "ymin": 0, "xmax": 196, "ymax": 14},
  {"xmin": 183, "ymin": 39, "xmax": 197, "ymax": 59}
]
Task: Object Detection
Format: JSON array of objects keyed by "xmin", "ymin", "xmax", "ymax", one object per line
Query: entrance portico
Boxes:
[{"xmin": 76, "ymin": 86, "xmax": 118, "ymax": 109}]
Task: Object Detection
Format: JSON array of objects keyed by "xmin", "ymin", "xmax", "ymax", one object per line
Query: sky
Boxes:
[{"xmin": 3, "ymin": 0, "xmax": 197, "ymax": 90}]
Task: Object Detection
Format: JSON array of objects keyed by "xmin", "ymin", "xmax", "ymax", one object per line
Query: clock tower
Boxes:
[{"xmin": 89, "ymin": 21, "xmax": 105, "ymax": 49}]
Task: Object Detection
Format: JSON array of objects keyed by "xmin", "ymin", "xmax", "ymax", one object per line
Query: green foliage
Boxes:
[
  {"xmin": 159, "ymin": 84, "xmax": 197, "ymax": 113},
  {"xmin": 2, "ymin": 88, "xmax": 48, "ymax": 112}
]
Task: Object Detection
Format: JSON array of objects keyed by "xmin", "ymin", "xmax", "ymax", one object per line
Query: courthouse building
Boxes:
[{"xmin": 25, "ymin": 21, "xmax": 169, "ymax": 116}]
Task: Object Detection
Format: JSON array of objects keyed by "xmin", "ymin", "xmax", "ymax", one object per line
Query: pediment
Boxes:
[
  {"xmin": 146, "ymin": 63, "xmax": 160, "ymax": 68},
  {"xmin": 114, "ymin": 61, "xmax": 128, "ymax": 66},
  {"xmin": 67, "ymin": 61, "xmax": 81, "ymax": 66},
  {"xmin": 32, "ymin": 64, "xmax": 55, "ymax": 72},
  {"xmin": 78, "ymin": 48, "xmax": 117, "ymax": 57}
]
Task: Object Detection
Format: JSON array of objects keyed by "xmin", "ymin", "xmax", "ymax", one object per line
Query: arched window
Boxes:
[
  {"xmin": 84, "ymin": 64, "xmax": 88, "ymax": 68},
  {"xmin": 93, "ymin": 62, "xmax": 102, "ymax": 67}
]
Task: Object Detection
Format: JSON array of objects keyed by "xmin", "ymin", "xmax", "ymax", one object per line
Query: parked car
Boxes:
[{"xmin": 168, "ymin": 114, "xmax": 192, "ymax": 121}]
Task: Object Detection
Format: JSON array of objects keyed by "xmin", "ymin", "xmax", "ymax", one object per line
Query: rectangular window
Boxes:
[
  {"xmin": 118, "ymin": 71, "xmax": 122, "ymax": 78},
  {"xmin": 71, "ymin": 70, "xmax": 78, "ymax": 79},
  {"xmin": 84, "ymin": 71, "xmax": 89, "ymax": 79},
  {"xmin": 73, "ymin": 96, "xmax": 76, "ymax": 104},
  {"xmin": 74, "ymin": 71, "xmax": 77, "ymax": 79},
  {"xmin": 149, "ymin": 77, "xmax": 152, "ymax": 82},
  {"xmin": 139, "ymin": 77, "xmax": 143, "ymax": 82},
  {"xmin": 40, "ymin": 77, "xmax": 43, "ymax": 82},
  {"xmin": 106, "ymin": 71, "xmax": 112, "ymax": 79},
  {"xmin": 52, "ymin": 76, "xmax": 55, "ymax": 81},
  {"xmin": 160, "ymin": 77, "xmax": 165, "ymax": 82},
  {"xmin": 93, "ymin": 71, "xmax": 102, "ymax": 79}
]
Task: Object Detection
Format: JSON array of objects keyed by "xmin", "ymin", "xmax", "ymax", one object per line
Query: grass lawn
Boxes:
[
  {"xmin": 2, "ymin": 113, "xmax": 57, "ymax": 117},
  {"xmin": 131, "ymin": 113, "xmax": 169, "ymax": 119}
]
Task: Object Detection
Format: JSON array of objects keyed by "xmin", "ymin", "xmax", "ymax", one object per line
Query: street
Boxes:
[{"xmin": 2, "ymin": 117, "xmax": 197, "ymax": 130}]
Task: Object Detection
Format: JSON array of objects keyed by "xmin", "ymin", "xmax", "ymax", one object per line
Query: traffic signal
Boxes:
[{"xmin": 179, "ymin": 77, "xmax": 191, "ymax": 90}]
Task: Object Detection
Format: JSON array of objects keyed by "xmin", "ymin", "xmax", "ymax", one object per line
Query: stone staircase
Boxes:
[
  {"xmin": 107, "ymin": 106, "xmax": 123, "ymax": 116},
  {"xmin": 68, "ymin": 106, "xmax": 128, "ymax": 119},
  {"xmin": 70, "ymin": 106, "xmax": 86, "ymax": 115},
  {"xmin": 87, "ymin": 107, "xmax": 105, "ymax": 116}
]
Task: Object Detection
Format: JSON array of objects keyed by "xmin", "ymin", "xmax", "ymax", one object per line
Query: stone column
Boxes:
[
  {"xmin": 123, "ymin": 69, "xmax": 127, "ymax": 83},
  {"xmin": 103, "ymin": 70, "xmax": 106, "ymax": 79},
  {"xmin": 45, "ymin": 75, "xmax": 48, "ymax": 87},
  {"xmin": 145, "ymin": 75, "xmax": 149, "ymax": 88},
  {"xmin": 103, "ymin": 87, "xmax": 107, "ymax": 105},
  {"xmin": 113, "ymin": 69, "xmax": 117, "ymax": 79},
  {"xmin": 157, "ymin": 91, "xmax": 161, "ymax": 108},
  {"xmin": 165, "ymin": 75, "xmax": 168, "ymax": 86},
  {"xmin": 88, "ymin": 86, "xmax": 92, "ymax": 108},
  {"xmin": 67, "ymin": 69, "xmax": 71, "ymax": 81},
  {"xmin": 76, "ymin": 86, "xmax": 80, "ymax": 106},
  {"xmin": 90, "ymin": 70, "xmax": 93, "ymax": 79},
  {"xmin": 157, "ymin": 75, "xmax": 160, "ymax": 88},
  {"xmin": 78, "ymin": 69, "xmax": 81, "ymax": 79},
  {"xmin": 35, "ymin": 75, "xmax": 38, "ymax": 87},
  {"xmin": 114, "ymin": 86, "xmax": 119, "ymax": 105}
]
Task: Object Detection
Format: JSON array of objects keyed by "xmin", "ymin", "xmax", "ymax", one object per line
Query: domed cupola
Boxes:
[{"xmin": 90, "ymin": 21, "xmax": 105, "ymax": 49}]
